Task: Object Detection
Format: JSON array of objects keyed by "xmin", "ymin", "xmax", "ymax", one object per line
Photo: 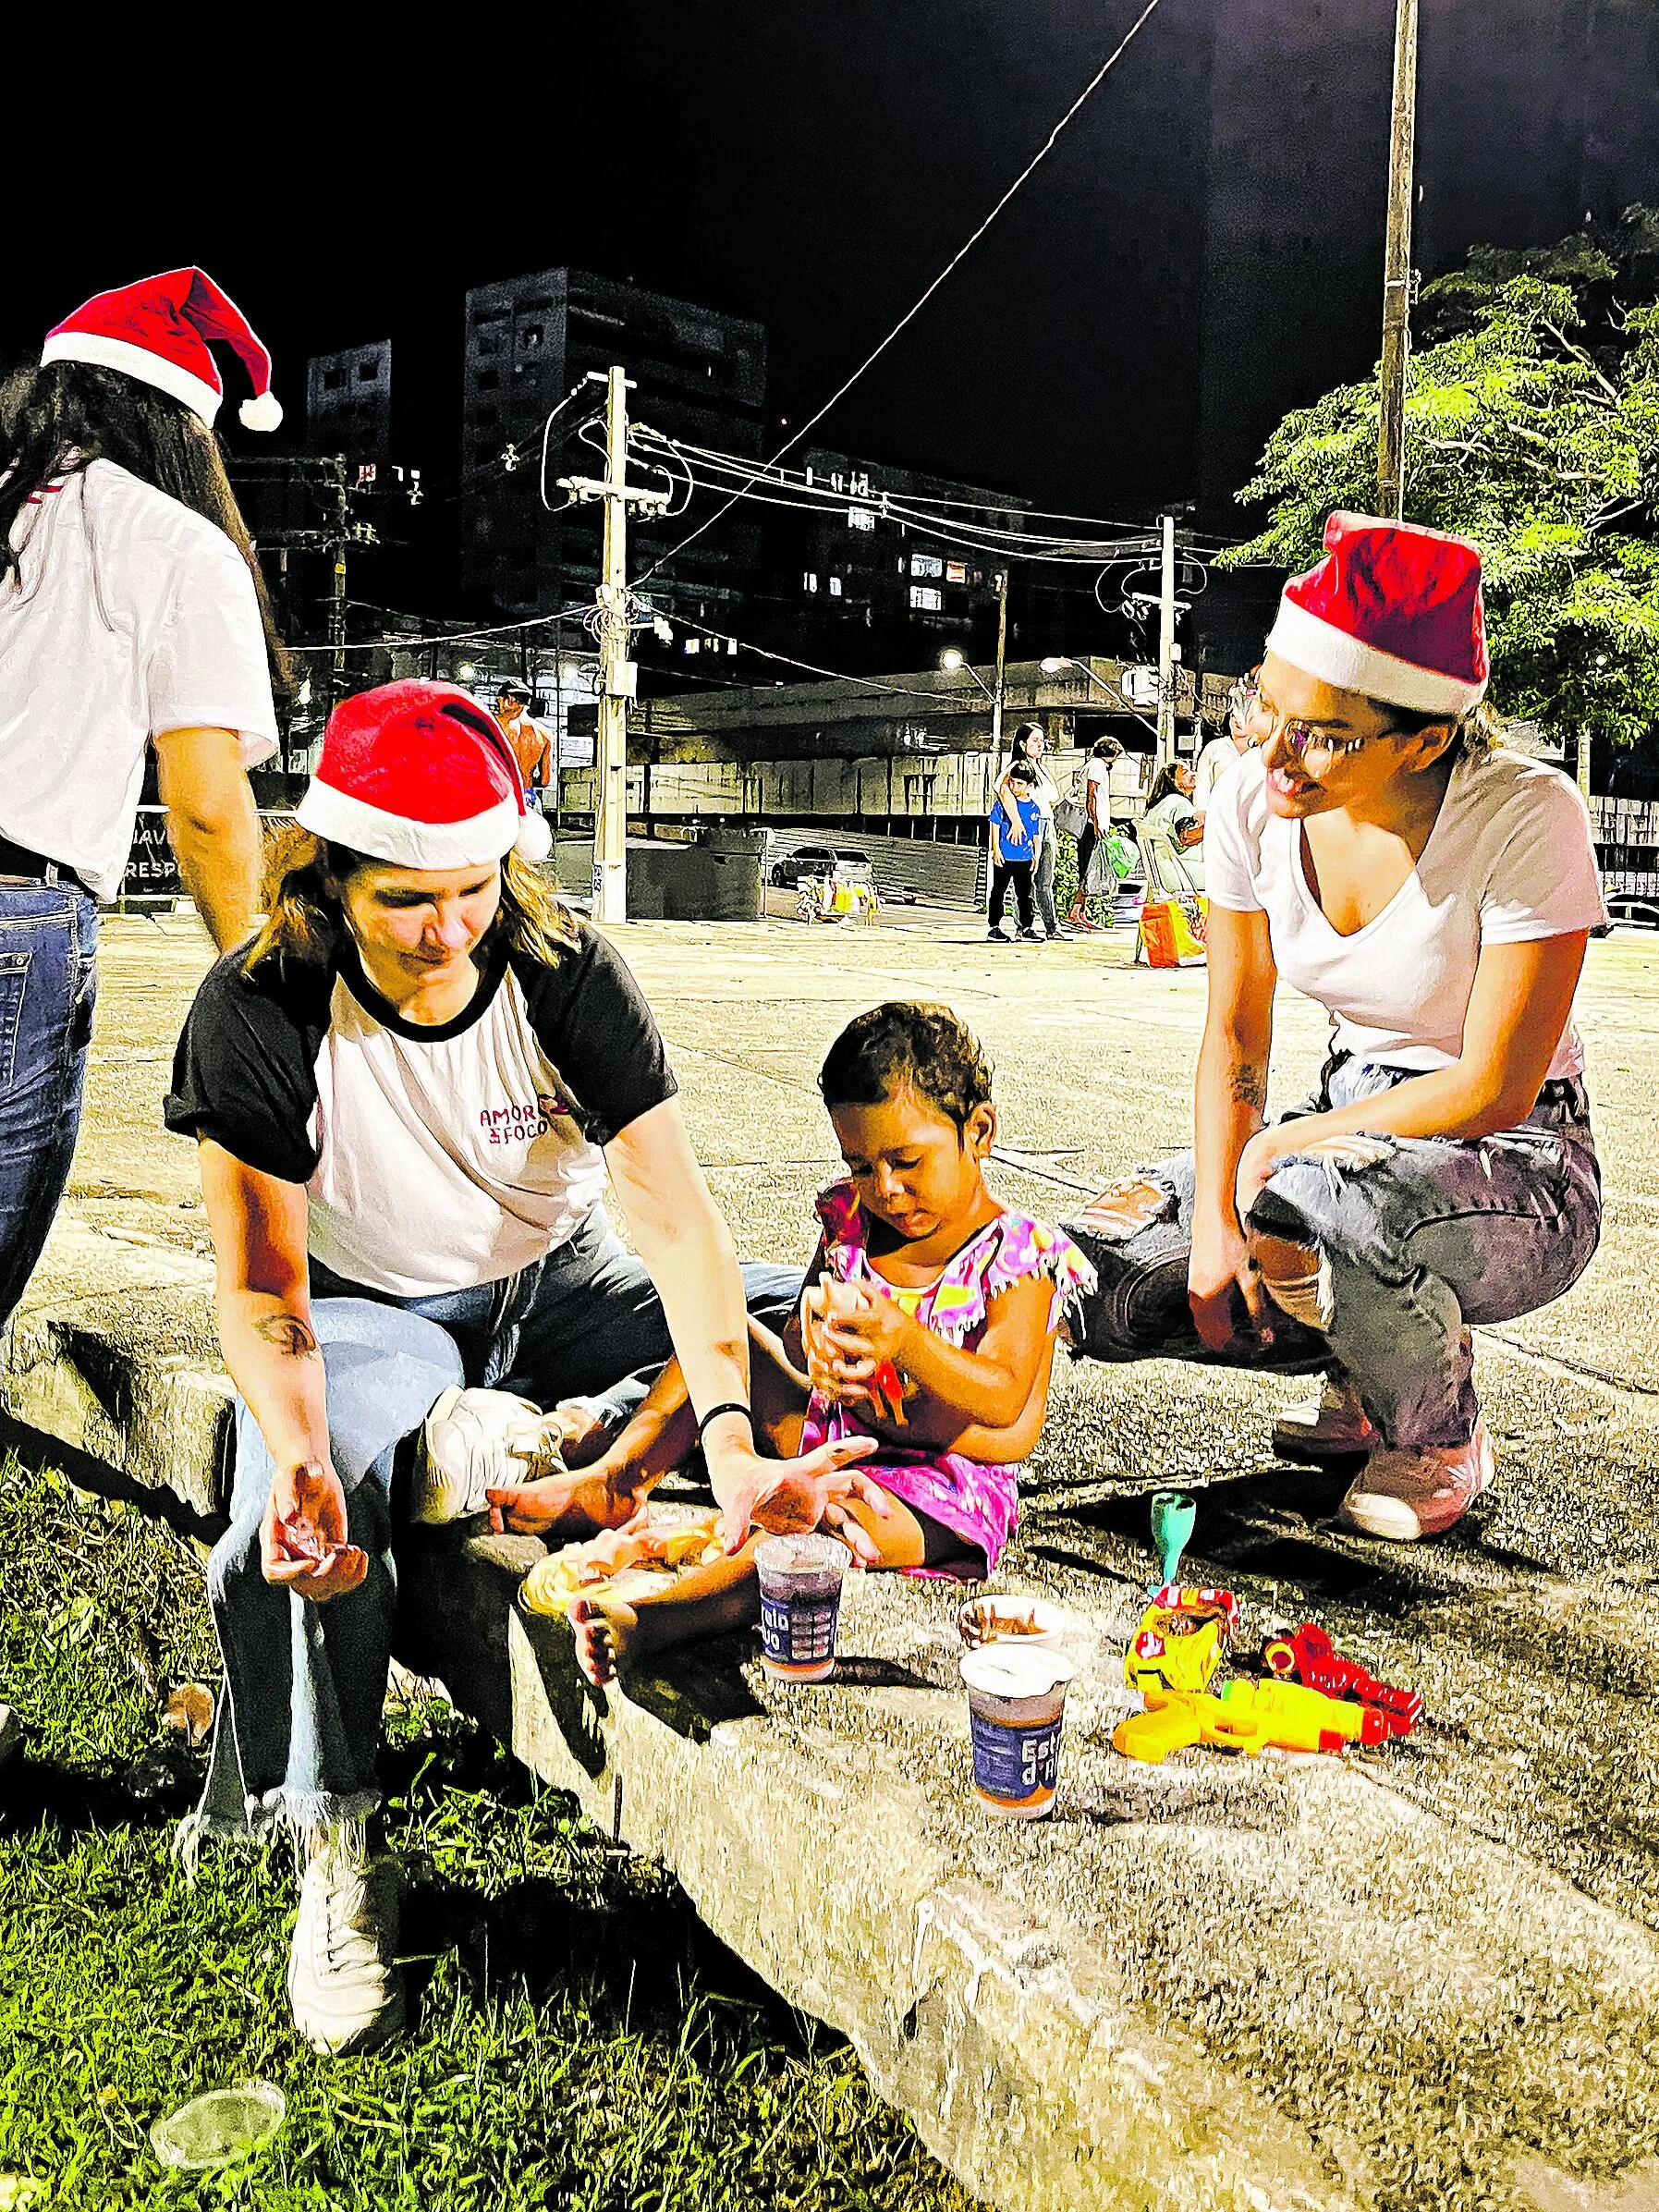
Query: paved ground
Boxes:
[{"xmin": 50, "ymin": 907, "xmax": 1659, "ymax": 2209}]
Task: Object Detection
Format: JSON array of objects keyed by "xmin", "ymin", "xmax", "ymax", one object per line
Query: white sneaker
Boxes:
[
  {"xmin": 1272, "ymin": 1375, "xmax": 1377, "ymax": 1464},
  {"xmin": 0, "ymin": 1704, "xmax": 20, "ymax": 1769},
  {"xmin": 413, "ymin": 1387, "xmax": 567, "ymax": 1525},
  {"xmin": 1338, "ymin": 1419, "xmax": 1494, "ymax": 1542},
  {"xmin": 287, "ymin": 1823, "xmax": 405, "ymax": 2055}
]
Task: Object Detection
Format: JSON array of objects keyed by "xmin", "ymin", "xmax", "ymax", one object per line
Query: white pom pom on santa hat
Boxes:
[
  {"xmin": 239, "ymin": 389, "xmax": 284, "ymax": 433},
  {"xmin": 515, "ymin": 809, "xmax": 554, "ymax": 864}
]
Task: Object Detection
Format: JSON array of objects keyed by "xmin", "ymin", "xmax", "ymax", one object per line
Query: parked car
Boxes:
[
  {"xmin": 768, "ymin": 842, "xmax": 875, "ymax": 889},
  {"xmin": 1607, "ymin": 894, "xmax": 1659, "ymax": 930}
]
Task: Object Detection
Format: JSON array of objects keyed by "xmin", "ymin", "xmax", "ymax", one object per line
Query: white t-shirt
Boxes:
[
  {"xmin": 1193, "ymin": 735, "xmax": 1243, "ymax": 813},
  {"xmin": 0, "ymin": 460, "xmax": 278, "ymax": 897},
  {"xmin": 167, "ymin": 925, "xmax": 677, "ymax": 1297},
  {"xmin": 1085, "ymin": 757, "xmax": 1113, "ymax": 823},
  {"xmin": 1206, "ymin": 746, "xmax": 1606, "ymax": 1080}
]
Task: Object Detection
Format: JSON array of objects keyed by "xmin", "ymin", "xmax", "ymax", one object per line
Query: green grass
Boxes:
[{"xmin": 0, "ymin": 1459, "xmax": 979, "ymax": 2210}]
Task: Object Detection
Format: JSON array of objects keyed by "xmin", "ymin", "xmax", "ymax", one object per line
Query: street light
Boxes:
[
  {"xmin": 940, "ymin": 646, "xmax": 995, "ymax": 703},
  {"xmin": 457, "ymin": 662, "xmax": 477, "ymax": 683}
]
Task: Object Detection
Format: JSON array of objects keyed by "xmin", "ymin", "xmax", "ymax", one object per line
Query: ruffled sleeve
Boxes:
[{"xmin": 923, "ymin": 1211, "xmax": 1098, "ymax": 1345}]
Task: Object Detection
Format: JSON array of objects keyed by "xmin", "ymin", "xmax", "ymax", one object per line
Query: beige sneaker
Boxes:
[
  {"xmin": 1272, "ymin": 1375, "xmax": 1378, "ymax": 1464},
  {"xmin": 413, "ymin": 1387, "xmax": 567, "ymax": 1525},
  {"xmin": 287, "ymin": 1823, "xmax": 405, "ymax": 2056},
  {"xmin": 1338, "ymin": 1419, "xmax": 1494, "ymax": 1542}
]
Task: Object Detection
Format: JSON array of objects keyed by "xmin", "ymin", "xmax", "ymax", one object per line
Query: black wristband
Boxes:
[{"xmin": 696, "ymin": 1400, "xmax": 754, "ymax": 1449}]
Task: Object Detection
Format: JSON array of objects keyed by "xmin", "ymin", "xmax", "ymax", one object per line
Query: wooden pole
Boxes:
[{"xmin": 1377, "ymin": 0, "xmax": 1419, "ymax": 519}]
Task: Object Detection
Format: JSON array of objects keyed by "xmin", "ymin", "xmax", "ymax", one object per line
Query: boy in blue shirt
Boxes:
[{"xmin": 988, "ymin": 760, "xmax": 1043, "ymax": 942}]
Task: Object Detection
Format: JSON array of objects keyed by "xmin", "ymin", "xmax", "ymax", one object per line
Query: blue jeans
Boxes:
[
  {"xmin": 0, "ymin": 886, "xmax": 98, "ymax": 1326},
  {"xmin": 194, "ymin": 1205, "xmax": 803, "ymax": 1837},
  {"xmin": 1064, "ymin": 1056, "xmax": 1603, "ymax": 1451}
]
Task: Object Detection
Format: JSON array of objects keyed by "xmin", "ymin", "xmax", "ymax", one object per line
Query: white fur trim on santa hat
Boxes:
[
  {"xmin": 41, "ymin": 330, "xmax": 221, "ymax": 425},
  {"xmin": 239, "ymin": 390, "xmax": 284, "ymax": 433},
  {"xmin": 1266, "ymin": 594, "xmax": 1487, "ymax": 716},
  {"xmin": 515, "ymin": 810, "xmax": 553, "ymax": 863},
  {"xmin": 296, "ymin": 778, "xmax": 524, "ymax": 869}
]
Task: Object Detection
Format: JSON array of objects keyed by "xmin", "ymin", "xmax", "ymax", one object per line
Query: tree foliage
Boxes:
[{"xmin": 1223, "ymin": 207, "xmax": 1659, "ymax": 753}]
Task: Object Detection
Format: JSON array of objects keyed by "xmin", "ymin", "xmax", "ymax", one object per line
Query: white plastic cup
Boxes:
[
  {"xmin": 959, "ymin": 1645, "xmax": 1074, "ymax": 1819},
  {"xmin": 755, "ymin": 1533, "xmax": 850, "ymax": 1681}
]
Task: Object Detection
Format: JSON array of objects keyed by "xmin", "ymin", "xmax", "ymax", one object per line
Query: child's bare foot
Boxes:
[
  {"xmin": 570, "ymin": 1592, "xmax": 640, "ymax": 1686},
  {"xmin": 487, "ymin": 1467, "xmax": 644, "ymax": 1538}
]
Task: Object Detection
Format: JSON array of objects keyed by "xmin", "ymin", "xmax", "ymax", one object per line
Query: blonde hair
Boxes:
[{"xmin": 243, "ymin": 825, "xmax": 579, "ymax": 976}]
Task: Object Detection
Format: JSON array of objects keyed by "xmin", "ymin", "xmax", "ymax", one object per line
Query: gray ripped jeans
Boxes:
[{"xmin": 1062, "ymin": 1055, "xmax": 1602, "ymax": 1450}]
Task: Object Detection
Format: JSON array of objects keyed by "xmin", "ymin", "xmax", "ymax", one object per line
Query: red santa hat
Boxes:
[
  {"xmin": 42, "ymin": 268, "xmax": 282, "ymax": 433},
  {"xmin": 1264, "ymin": 511, "xmax": 1489, "ymax": 716},
  {"xmin": 297, "ymin": 681, "xmax": 554, "ymax": 868}
]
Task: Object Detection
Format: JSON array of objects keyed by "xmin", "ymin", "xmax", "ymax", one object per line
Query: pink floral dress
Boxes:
[{"xmin": 800, "ymin": 1179, "xmax": 1096, "ymax": 1579}]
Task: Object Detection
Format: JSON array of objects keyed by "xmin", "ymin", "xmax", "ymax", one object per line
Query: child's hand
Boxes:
[
  {"xmin": 822, "ymin": 1287, "xmax": 914, "ymax": 1368},
  {"xmin": 800, "ymin": 1281, "xmax": 884, "ymax": 1409}
]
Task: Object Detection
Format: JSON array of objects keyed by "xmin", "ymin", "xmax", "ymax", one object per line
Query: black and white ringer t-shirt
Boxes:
[{"xmin": 165, "ymin": 924, "xmax": 677, "ymax": 1296}]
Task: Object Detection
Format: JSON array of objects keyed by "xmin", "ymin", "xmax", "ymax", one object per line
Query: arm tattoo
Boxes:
[
  {"xmin": 251, "ymin": 1314, "xmax": 319, "ymax": 1357},
  {"xmin": 1228, "ymin": 1061, "xmax": 1268, "ymax": 1113}
]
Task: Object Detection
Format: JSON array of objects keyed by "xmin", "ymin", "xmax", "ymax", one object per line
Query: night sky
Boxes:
[{"xmin": 9, "ymin": 3, "xmax": 1658, "ymax": 531}]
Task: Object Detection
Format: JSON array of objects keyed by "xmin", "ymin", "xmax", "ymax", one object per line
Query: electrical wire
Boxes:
[{"xmin": 633, "ymin": 0, "xmax": 1167, "ymax": 591}]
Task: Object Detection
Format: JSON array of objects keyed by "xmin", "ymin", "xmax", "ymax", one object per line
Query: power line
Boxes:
[{"xmin": 634, "ymin": 0, "xmax": 1167, "ymax": 590}]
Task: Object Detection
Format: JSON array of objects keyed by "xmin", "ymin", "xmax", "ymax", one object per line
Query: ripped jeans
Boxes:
[
  {"xmin": 191, "ymin": 1207, "xmax": 804, "ymax": 1842},
  {"xmin": 1062, "ymin": 1056, "xmax": 1602, "ymax": 1451}
]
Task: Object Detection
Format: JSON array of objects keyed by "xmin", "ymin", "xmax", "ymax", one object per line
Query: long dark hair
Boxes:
[
  {"xmin": 1145, "ymin": 761, "xmax": 1191, "ymax": 811},
  {"xmin": 0, "ymin": 361, "xmax": 294, "ymax": 702}
]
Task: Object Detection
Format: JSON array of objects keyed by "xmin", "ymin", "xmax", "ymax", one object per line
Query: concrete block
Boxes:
[{"xmin": 0, "ymin": 1218, "xmax": 228, "ymax": 1517}]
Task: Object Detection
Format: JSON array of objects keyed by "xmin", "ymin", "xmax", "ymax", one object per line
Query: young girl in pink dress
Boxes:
[{"xmin": 487, "ymin": 1001, "xmax": 1094, "ymax": 1683}]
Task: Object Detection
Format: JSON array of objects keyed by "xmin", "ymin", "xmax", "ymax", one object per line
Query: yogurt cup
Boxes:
[
  {"xmin": 959, "ymin": 1644, "xmax": 1074, "ymax": 1819},
  {"xmin": 755, "ymin": 1533, "xmax": 850, "ymax": 1681}
]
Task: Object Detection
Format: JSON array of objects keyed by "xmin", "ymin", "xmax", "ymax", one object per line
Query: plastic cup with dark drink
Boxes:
[{"xmin": 755, "ymin": 1533, "xmax": 850, "ymax": 1681}]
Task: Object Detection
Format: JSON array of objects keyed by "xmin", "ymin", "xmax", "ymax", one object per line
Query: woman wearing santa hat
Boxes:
[
  {"xmin": 0, "ymin": 270, "xmax": 288, "ymax": 1766},
  {"xmin": 165, "ymin": 678, "xmax": 882, "ymax": 2055},
  {"xmin": 1067, "ymin": 512, "xmax": 1604, "ymax": 1546}
]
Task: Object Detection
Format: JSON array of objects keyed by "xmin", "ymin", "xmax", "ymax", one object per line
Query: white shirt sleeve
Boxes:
[
  {"xmin": 145, "ymin": 534, "xmax": 280, "ymax": 765},
  {"xmin": 1479, "ymin": 766, "xmax": 1608, "ymax": 943},
  {"xmin": 1202, "ymin": 750, "xmax": 1264, "ymax": 911}
]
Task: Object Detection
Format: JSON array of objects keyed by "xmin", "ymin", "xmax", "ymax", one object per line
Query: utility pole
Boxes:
[
  {"xmin": 989, "ymin": 569, "xmax": 1009, "ymax": 781},
  {"xmin": 1378, "ymin": 0, "xmax": 1420, "ymax": 519},
  {"xmin": 327, "ymin": 458, "xmax": 349, "ymax": 722},
  {"xmin": 1156, "ymin": 510, "xmax": 1178, "ymax": 764},
  {"xmin": 558, "ymin": 367, "xmax": 669, "ymax": 923}
]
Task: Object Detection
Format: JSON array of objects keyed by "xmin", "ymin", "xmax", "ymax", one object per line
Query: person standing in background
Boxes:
[
  {"xmin": 994, "ymin": 724, "xmax": 1067, "ymax": 939},
  {"xmin": 1193, "ymin": 670, "xmax": 1257, "ymax": 825},
  {"xmin": 1067, "ymin": 736, "xmax": 1124, "ymax": 933},
  {"xmin": 0, "ymin": 268, "xmax": 287, "ymax": 1767},
  {"xmin": 987, "ymin": 761, "xmax": 1043, "ymax": 942},
  {"xmin": 494, "ymin": 680, "xmax": 553, "ymax": 813}
]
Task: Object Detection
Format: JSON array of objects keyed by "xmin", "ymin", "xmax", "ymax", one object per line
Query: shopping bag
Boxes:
[
  {"xmin": 1056, "ymin": 800, "xmax": 1088, "ymax": 839},
  {"xmin": 1139, "ymin": 895, "xmax": 1208, "ymax": 968}
]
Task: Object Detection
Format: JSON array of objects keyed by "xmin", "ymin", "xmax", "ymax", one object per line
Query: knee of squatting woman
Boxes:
[
  {"xmin": 486, "ymin": 1002, "xmax": 1096, "ymax": 1685},
  {"xmin": 1064, "ymin": 511, "xmax": 1605, "ymax": 1543},
  {"xmin": 165, "ymin": 679, "xmax": 878, "ymax": 2057}
]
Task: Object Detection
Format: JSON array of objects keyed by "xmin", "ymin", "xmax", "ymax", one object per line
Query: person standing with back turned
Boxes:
[{"xmin": 0, "ymin": 269, "xmax": 287, "ymax": 1766}]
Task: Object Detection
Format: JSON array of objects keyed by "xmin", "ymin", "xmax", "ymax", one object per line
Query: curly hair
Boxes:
[
  {"xmin": 0, "ymin": 360, "xmax": 293, "ymax": 703},
  {"xmin": 242, "ymin": 825, "xmax": 579, "ymax": 977},
  {"xmin": 818, "ymin": 1002, "xmax": 994, "ymax": 1131}
]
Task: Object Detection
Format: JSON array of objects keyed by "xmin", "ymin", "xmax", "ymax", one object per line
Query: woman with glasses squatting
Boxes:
[{"xmin": 1065, "ymin": 512, "xmax": 1604, "ymax": 1542}]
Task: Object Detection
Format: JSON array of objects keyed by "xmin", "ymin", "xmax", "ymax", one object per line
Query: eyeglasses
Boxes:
[{"xmin": 1237, "ymin": 685, "xmax": 1372, "ymax": 769}]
